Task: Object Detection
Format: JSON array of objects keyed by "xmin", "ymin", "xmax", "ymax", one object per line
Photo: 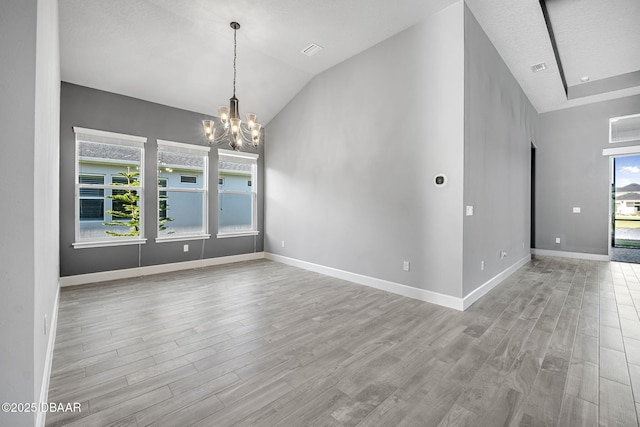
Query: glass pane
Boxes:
[
  {"xmin": 219, "ymin": 160, "xmax": 252, "ymax": 193},
  {"xmin": 219, "ymin": 193, "xmax": 253, "ymax": 232},
  {"xmin": 158, "ymin": 150, "xmax": 205, "ymax": 189},
  {"xmin": 78, "ymin": 141, "xmax": 141, "ymax": 176},
  {"xmin": 159, "ymin": 190, "xmax": 205, "ymax": 236},
  {"xmin": 78, "ymin": 221, "xmax": 139, "ymax": 240}
]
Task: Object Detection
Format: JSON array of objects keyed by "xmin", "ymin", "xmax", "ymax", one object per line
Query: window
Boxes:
[
  {"xmin": 218, "ymin": 149, "xmax": 259, "ymax": 237},
  {"xmin": 180, "ymin": 175, "xmax": 197, "ymax": 184},
  {"xmin": 610, "ymin": 113, "xmax": 640, "ymax": 144},
  {"xmin": 158, "ymin": 178, "xmax": 168, "ymax": 219},
  {"xmin": 73, "ymin": 127, "xmax": 146, "ymax": 248},
  {"xmin": 157, "ymin": 140, "xmax": 210, "ymax": 242},
  {"xmin": 79, "ymin": 174, "xmax": 105, "ymax": 220}
]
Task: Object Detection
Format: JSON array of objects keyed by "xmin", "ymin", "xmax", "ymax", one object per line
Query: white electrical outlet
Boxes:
[
  {"xmin": 481, "ymin": 261, "xmax": 485, "ymax": 271},
  {"xmin": 466, "ymin": 206, "xmax": 474, "ymax": 216},
  {"xmin": 572, "ymin": 207, "xmax": 581, "ymax": 213},
  {"xmin": 403, "ymin": 261, "xmax": 410, "ymax": 271},
  {"xmin": 183, "ymin": 244, "xmax": 189, "ymax": 252},
  {"xmin": 555, "ymin": 237, "xmax": 561, "ymax": 244},
  {"xmin": 501, "ymin": 251, "xmax": 507, "ymax": 259}
]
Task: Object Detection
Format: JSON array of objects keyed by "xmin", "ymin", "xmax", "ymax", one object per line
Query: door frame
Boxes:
[{"xmin": 603, "ymin": 145, "xmax": 640, "ymax": 260}]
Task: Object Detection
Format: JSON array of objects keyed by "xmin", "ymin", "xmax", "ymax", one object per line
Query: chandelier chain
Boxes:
[{"xmin": 233, "ymin": 26, "xmax": 237, "ymax": 97}]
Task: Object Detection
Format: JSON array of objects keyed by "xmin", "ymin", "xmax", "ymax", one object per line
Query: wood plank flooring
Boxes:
[{"xmin": 46, "ymin": 256, "xmax": 640, "ymax": 426}]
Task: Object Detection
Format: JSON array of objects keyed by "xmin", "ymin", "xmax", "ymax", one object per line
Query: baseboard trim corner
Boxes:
[
  {"xmin": 531, "ymin": 248, "xmax": 609, "ymax": 261},
  {"xmin": 265, "ymin": 253, "xmax": 464, "ymax": 311},
  {"xmin": 462, "ymin": 254, "xmax": 531, "ymax": 310}
]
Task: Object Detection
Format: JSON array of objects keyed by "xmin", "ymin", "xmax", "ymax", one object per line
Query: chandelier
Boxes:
[{"xmin": 202, "ymin": 22, "xmax": 261, "ymax": 150}]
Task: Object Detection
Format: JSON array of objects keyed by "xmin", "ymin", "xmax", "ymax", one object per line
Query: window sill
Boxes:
[
  {"xmin": 216, "ymin": 231, "xmax": 260, "ymax": 239},
  {"xmin": 73, "ymin": 238, "xmax": 147, "ymax": 249},
  {"xmin": 155, "ymin": 234, "xmax": 211, "ymax": 243}
]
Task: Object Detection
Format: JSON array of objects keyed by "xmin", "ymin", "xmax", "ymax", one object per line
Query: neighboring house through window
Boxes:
[
  {"xmin": 156, "ymin": 139, "xmax": 211, "ymax": 242},
  {"xmin": 73, "ymin": 127, "xmax": 146, "ymax": 248},
  {"xmin": 217, "ymin": 149, "xmax": 259, "ymax": 237}
]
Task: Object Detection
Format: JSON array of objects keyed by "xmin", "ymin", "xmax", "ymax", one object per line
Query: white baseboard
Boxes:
[
  {"xmin": 265, "ymin": 253, "xmax": 465, "ymax": 310},
  {"xmin": 60, "ymin": 252, "xmax": 266, "ymax": 287},
  {"xmin": 37, "ymin": 284, "xmax": 60, "ymax": 427},
  {"xmin": 265, "ymin": 253, "xmax": 532, "ymax": 312},
  {"xmin": 531, "ymin": 248, "xmax": 609, "ymax": 262},
  {"xmin": 462, "ymin": 254, "xmax": 531, "ymax": 310}
]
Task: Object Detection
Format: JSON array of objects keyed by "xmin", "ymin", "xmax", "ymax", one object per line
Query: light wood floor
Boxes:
[{"xmin": 46, "ymin": 256, "xmax": 640, "ymax": 426}]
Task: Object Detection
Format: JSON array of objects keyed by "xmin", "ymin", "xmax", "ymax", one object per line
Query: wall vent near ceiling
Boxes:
[
  {"xmin": 530, "ymin": 62, "xmax": 547, "ymax": 73},
  {"xmin": 301, "ymin": 43, "xmax": 323, "ymax": 57}
]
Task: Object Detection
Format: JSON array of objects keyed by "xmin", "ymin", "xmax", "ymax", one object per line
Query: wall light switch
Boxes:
[
  {"xmin": 466, "ymin": 206, "xmax": 474, "ymax": 216},
  {"xmin": 403, "ymin": 261, "xmax": 410, "ymax": 271},
  {"xmin": 572, "ymin": 207, "xmax": 581, "ymax": 213},
  {"xmin": 481, "ymin": 261, "xmax": 485, "ymax": 271},
  {"xmin": 282, "ymin": 241, "xmax": 285, "ymax": 248},
  {"xmin": 555, "ymin": 237, "xmax": 561, "ymax": 244},
  {"xmin": 183, "ymin": 244, "xmax": 189, "ymax": 252}
]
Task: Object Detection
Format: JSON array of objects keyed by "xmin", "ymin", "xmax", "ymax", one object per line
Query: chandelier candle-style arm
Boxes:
[{"xmin": 202, "ymin": 21, "xmax": 262, "ymax": 150}]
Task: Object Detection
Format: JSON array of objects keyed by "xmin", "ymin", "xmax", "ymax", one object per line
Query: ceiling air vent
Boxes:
[
  {"xmin": 301, "ymin": 43, "xmax": 323, "ymax": 57},
  {"xmin": 530, "ymin": 62, "xmax": 547, "ymax": 73}
]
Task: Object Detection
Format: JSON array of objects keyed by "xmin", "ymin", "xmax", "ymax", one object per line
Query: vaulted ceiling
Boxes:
[{"xmin": 59, "ymin": 0, "xmax": 640, "ymax": 125}]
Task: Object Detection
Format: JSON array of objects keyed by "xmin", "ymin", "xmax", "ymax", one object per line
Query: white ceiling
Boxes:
[
  {"xmin": 465, "ymin": 0, "xmax": 640, "ymax": 112},
  {"xmin": 59, "ymin": 0, "xmax": 640, "ymax": 125}
]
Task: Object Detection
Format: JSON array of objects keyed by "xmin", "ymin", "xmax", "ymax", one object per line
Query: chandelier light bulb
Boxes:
[
  {"xmin": 219, "ymin": 106, "xmax": 229, "ymax": 122},
  {"xmin": 246, "ymin": 113, "xmax": 256, "ymax": 129},
  {"xmin": 202, "ymin": 120, "xmax": 214, "ymax": 140},
  {"xmin": 230, "ymin": 118, "xmax": 241, "ymax": 135}
]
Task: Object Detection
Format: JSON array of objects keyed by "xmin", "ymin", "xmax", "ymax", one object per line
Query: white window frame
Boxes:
[
  {"xmin": 156, "ymin": 139, "xmax": 211, "ymax": 243},
  {"xmin": 217, "ymin": 149, "xmax": 259, "ymax": 238},
  {"xmin": 73, "ymin": 127, "xmax": 147, "ymax": 249}
]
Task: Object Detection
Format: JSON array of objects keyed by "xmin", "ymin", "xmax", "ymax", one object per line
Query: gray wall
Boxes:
[
  {"xmin": 536, "ymin": 94, "xmax": 640, "ymax": 255},
  {"xmin": 60, "ymin": 83, "xmax": 264, "ymax": 276},
  {"xmin": 1, "ymin": 0, "xmax": 60, "ymax": 426},
  {"xmin": 265, "ymin": 2, "xmax": 466, "ymax": 298},
  {"xmin": 462, "ymin": 5, "xmax": 538, "ymax": 296}
]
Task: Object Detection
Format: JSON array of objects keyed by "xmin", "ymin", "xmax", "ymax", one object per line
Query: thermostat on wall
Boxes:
[{"xmin": 434, "ymin": 174, "xmax": 448, "ymax": 187}]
